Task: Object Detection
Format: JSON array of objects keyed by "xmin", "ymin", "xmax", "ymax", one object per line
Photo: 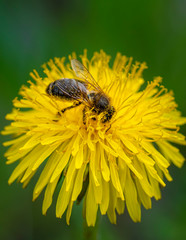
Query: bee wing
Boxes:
[
  {"xmin": 71, "ymin": 59, "xmax": 103, "ymax": 92},
  {"xmin": 55, "ymin": 80, "xmax": 91, "ymax": 107}
]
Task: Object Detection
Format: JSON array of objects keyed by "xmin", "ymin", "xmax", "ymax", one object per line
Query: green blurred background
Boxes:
[{"xmin": 0, "ymin": 0, "xmax": 186, "ymax": 239}]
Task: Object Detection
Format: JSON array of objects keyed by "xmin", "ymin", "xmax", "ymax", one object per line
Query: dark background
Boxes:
[{"xmin": 0, "ymin": 0, "xmax": 186, "ymax": 239}]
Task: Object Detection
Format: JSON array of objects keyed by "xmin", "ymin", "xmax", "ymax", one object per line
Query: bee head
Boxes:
[
  {"xmin": 88, "ymin": 92, "xmax": 115, "ymax": 122},
  {"xmin": 89, "ymin": 92, "xmax": 110, "ymax": 113}
]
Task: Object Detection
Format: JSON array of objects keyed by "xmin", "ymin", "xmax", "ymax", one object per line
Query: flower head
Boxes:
[{"xmin": 2, "ymin": 50, "xmax": 186, "ymax": 226}]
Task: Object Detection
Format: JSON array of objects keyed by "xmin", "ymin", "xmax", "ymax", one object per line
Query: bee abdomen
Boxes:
[
  {"xmin": 46, "ymin": 78, "xmax": 87, "ymax": 100},
  {"xmin": 46, "ymin": 82, "xmax": 65, "ymax": 98}
]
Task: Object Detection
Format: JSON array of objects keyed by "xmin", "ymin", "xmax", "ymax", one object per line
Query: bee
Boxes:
[{"xmin": 46, "ymin": 59, "xmax": 115, "ymax": 124}]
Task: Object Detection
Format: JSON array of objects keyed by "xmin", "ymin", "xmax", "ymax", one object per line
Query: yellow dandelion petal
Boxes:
[
  {"xmin": 56, "ymin": 177, "xmax": 74, "ymax": 218},
  {"xmin": 50, "ymin": 139, "xmax": 74, "ymax": 183},
  {"xmin": 71, "ymin": 163, "xmax": 87, "ymax": 201},
  {"xmin": 157, "ymin": 140, "xmax": 185, "ymax": 167},
  {"xmin": 100, "ymin": 145, "xmax": 110, "ymax": 182},
  {"xmin": 66, "ymin": 200, "xmax": 73, "ymax": 225},
  {"xmin": 124, "ymin": 168, "xmax": 141, "ymax": 222},
  {"xmin": 42, "ymin": 176, "xmax": 60, "ymax": 215},
  {"xmin": 100, "ymin": 178, "xmax": 110, "ymax": 214},
  {"xmin": 107, "ymin": 183, "xmax": 118, "ymax": 224},
  {"xmin": 132, "ymin": 158, "xmax": 153, "ymax": 197},
  {"xmin": 85, "ymin": 172, "xmax": 98, "ymax": 226},
  {"xmin": 33, "ymin": 144, "xmax": 66, "ymax": 200},
  {"xmin": 109, "ymin": 157, "xmax": 124, "ymax": 200},
  {"xmin": 116, "ymin": 198, "xmax": 125, "ymax": 215},
  {"xmin": 65, "ymin": 157, "xmax": 77, "ymax": 191},
  {"xmin": 135, "ymin": 180, "xmax": 152, "ymax": 210},
  {"xmin": 75, "ymin": 143, "xmax": 84, "ymax": 169},
  {"xmin": 2, "ymin": 50, "xmax": 186, "ymax": 226},
  {"xmin": 90, "ymin": 145, "xmax": 100, "ymax": 187}
]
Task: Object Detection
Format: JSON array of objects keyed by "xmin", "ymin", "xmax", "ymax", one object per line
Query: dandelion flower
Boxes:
[{"xmin": 2, "ymin": 50, "xmax": 186, "ymax": 226}]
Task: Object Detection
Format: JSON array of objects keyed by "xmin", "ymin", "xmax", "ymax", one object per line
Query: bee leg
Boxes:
[
  {"xmin": 106, "ymin": 124, "xmax": 111, "ymax": 133},
  {"xmin": 61, "ymin": 101, "xmax": 81, "ymax": 113}
]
